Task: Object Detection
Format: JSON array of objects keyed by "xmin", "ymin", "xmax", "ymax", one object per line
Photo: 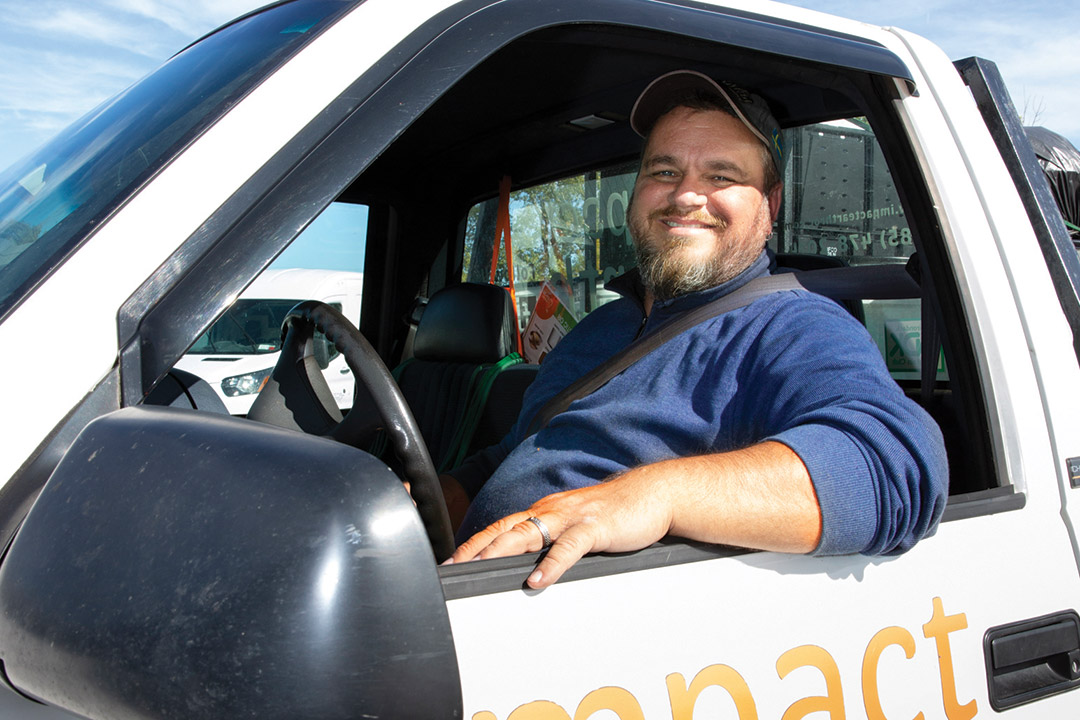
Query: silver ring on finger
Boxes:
[{"xmin": 526, "ymin": 516, "xmax": 553, "ymax": 549}]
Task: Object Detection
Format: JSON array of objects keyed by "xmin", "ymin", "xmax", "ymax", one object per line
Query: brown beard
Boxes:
[{"xmin": 629, "ymin": 199, "xmax": 773, "ymax": 301}]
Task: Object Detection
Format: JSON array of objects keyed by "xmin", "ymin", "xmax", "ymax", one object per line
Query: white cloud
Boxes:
[
  {"xmin": 0, "ymin": 0, "xmax": 266, "ymax": 167},
  {"xmin": 0, "ymin": 51, "xmax": 141, "ymax": 115},
  {"xmin": 785, "ymin": 0, "xmax": 1080, "ymax": 145},
  {"xmin": 1, "ymin": 0, "xmax": 1078, "ymax": 168},
  {"xmin": 100, "ymin": 0, "xmax": 267, "ymax": 39},
  {"xmin": 16, "ymin": 7, "xmax": 163, "ymax": 58},
  {"xmin": 956, "ymin": 26, "xmax": 1080, "ymax": 139}
]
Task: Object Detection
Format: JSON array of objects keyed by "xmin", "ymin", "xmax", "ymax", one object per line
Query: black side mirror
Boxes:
[{"xmin": 0, "ymin": 407, "xmax": 461, "ymax": 718}]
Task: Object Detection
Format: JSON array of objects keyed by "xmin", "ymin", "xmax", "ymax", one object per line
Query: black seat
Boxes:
[
  {"xmin": 395, "ymin": 283, "xmax": 520, "ymax": 471},
  {"xmin": 775, "ymin": 252, "xmax": 864, "ymax": 322},
  {"xmin": 465, "ymin": 362, "xmax": 539, "ymax": 455}
]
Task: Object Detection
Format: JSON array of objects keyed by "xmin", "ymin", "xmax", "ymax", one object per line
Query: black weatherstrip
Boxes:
[
  {"xmin": 439, "ymin": 540, "xmax": 746, "ymax": 601},
  {"xmin": 957, "ymin": 56, "xmax": 1080, "ymax": 360}
]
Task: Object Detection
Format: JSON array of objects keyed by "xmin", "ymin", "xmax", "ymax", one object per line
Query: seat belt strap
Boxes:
[
  {"xmin": 524, "ymin": 274, "xmax": 799, "ymax": 437},
  {"xmin": 524, "ymin": 263, "xmax": 922, "ymax": 437}
]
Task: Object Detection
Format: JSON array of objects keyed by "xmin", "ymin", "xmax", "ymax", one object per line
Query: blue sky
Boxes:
[
  {"xmin": 783, "ymin": 0, "xmax": 1080, "ymax": 144},
  {"xmin": 2, "ymin": 0, "xmax": 1077, "ymax": 172},
  {"xmin": 1, "ymin": 0, "xmax": 261, "ymax": 171}
]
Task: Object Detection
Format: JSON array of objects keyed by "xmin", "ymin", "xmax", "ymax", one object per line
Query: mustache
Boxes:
[{"xmin": 646, "ymin": 206, "xmax": 726, "ymax": 228}]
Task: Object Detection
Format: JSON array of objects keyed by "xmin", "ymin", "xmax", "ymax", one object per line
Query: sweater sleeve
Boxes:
[{"xmin": 749, "ymin": 293, "xmax": 948, "ymax": 556}]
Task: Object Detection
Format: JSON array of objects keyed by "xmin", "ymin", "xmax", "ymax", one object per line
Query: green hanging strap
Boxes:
[
  {"xmin": 429, "ymin": 363, "xmax": 486, "ymax": 469},
  {"xmin": 439, "ymin": 353, "xmax": 525, "ymax": 472},
  {"xmin": 369, "ymin": 353, "xmax": 525, "ymax": 471}
]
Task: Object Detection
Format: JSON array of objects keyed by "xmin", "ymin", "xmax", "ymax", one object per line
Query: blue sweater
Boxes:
[{"xmin": 456, "ymin": 251, "xmax": 948, "ymax": 555}]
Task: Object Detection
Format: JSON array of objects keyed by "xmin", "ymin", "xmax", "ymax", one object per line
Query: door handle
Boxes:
[{"xmin": 984, "ymin": 610, "xmax": 1080, "ymax": 710}]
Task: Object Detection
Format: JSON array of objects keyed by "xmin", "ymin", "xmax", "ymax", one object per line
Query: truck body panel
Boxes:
[{"xmin": 1, "ymin": 1, "xmax": 1078, "ymax": 717}]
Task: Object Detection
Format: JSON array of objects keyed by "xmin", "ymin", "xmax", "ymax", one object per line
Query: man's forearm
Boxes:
[
  {"xmin": 622, "ymin": 440, "xmax": 821, "ymax": 553},
  {"xmin": 450, "ymin": 440, "xmax": 822, "ymax": 588}
]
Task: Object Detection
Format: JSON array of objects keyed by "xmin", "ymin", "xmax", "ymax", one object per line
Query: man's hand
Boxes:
[
  {"xmin": 449, "ymin": 468, "xmax": 678, "ymax": 589},
  {"xmin": 447, "ymin": 441, "xmax": 821, "ymax": 590}
]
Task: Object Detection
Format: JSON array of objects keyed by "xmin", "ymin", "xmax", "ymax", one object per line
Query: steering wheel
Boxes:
[{"xmin": 247, "ymin": 300, "xmax": 455, "ymax": 562}]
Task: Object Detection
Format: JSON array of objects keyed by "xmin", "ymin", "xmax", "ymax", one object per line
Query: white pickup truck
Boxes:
[{"xmin": 1, "ymin": 1, "xmax": 1079, "ymax": 718}]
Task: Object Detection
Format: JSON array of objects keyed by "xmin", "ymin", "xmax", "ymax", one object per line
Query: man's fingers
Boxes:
[
  {"xmin": 450, "ymin": 511, "xmax": 567, "ymax": 564},
  {"xmin": 450, "ymin": 522, "xmax": 510, "ymax": 562},
  {"xmin": 450, "ymin": 512, "xmax": 532, "ymax": 562},
  {"xmin": 457, "ymin": 514, "xmax": 598, "ymax": 589},
  {"xmin": 401, "ymin": 480, "xmax": 417, "ymax": 508},
  {"xmin": 526, "ymin": 524, "xmax": 595, "ymax": 589},
  {"xmin": 445, "ymin": 480, "xmax": 651, "ymax": 586},
  {"xmin": 475, "ymin": 516, "xmax": 553, "ymax": 559}
]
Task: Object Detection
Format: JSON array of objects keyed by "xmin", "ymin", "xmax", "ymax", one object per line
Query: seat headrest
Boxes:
[{"xmin": 413, "ymin": 283, "xmax": 516, "ymax": 363}]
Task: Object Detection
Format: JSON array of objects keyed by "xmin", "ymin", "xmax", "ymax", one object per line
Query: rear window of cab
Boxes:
[{"xmin": 463, "ymin": 118, "xmax": 931, "ymax": 381}]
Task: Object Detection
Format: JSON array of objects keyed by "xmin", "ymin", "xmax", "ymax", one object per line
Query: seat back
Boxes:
[
  {"xmin": 396, "ymin": 283, "xmax": 519, "ymax": 470},
  {"xmin": 775, "ymin": 252, "xmax": 864, "ymax": 321},
  {"xmin": 465, "ymin": 362, "xmax": 539, "ymax": 455}
]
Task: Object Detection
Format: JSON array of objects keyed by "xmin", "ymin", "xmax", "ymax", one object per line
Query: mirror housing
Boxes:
[{"xmin": 0, "ymin": 407, "xmax": 461, "ymax": 718}]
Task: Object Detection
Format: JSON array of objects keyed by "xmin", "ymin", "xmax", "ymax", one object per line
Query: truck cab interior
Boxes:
[{"xmin": 336, "ymin": 19, "xmax": 995, "ymax": 505}]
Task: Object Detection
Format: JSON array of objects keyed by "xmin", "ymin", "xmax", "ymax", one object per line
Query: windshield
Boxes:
[
  {"xmin": 188, "ymin": 299, "xmax": 303, "ymax": 354},
  {"xmin": 0, "ymin": 0, "xmax": 353, "ymax": 320}
]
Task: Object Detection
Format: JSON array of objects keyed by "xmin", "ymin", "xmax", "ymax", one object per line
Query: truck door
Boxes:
[{"xmin": 423, "ymin": 4, "xmax": 1080, "ymax": 719}]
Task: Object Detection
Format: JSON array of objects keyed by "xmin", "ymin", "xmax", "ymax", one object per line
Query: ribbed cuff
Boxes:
[{"xmin": 769, "ymin": 424, "xmax": 877, "ymax": 556}]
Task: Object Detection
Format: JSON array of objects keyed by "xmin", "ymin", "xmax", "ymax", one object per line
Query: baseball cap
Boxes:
[{"xmin": 630, "ymin": 70, "xmax": 785, "ymax": 175}]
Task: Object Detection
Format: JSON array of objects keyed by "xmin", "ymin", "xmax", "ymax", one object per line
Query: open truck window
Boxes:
[
  {"xmin": 397, "ymin": 26, "xmax": 998, "ymax": 594},
  {"xmin": 461, "ymin": 119, "xmax": 940, "ymax": 382},
  {"xmin": 4, "ymin": 5, "xmax": 1002, "ymax": 595}
]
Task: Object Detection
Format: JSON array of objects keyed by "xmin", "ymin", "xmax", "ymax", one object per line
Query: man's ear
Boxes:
[{"xmin": 767, "ymin": 182, "xmax": 784, "ymax": 223}]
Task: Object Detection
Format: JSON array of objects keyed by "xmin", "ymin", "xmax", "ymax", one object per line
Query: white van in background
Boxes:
[{"xmin": 174, "ymin": 268, "xmax": 363, "ymax": 415}]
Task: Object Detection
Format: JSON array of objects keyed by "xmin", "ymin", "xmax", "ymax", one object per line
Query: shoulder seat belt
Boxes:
[{"xmin": 524, "ymin": 264, "xmax": 921, "ymax": 437}]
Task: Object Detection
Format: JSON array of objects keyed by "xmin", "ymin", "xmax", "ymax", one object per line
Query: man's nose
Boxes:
[{"xmin": 669, "ymin": 178, "xmax": 708, "ymax": 210}]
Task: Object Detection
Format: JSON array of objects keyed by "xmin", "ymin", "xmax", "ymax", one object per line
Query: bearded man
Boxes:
[{"xmin": 442, "ymin": 71, "xmax": 948, "ymax": 588}]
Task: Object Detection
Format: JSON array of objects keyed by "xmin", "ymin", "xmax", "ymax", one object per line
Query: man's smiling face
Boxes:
[{"xmin": 629, "ymin": 106, "xmax": 782, "ymax": 301}]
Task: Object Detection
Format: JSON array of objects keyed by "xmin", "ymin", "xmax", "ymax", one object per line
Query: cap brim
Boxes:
[
  {"xmin": 630, "ymin": 69, "xmax": 784, "ymax": 176},
  {"xmin": 630, "ymin": 70, "xmax": 728, "ymax": 137}
]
